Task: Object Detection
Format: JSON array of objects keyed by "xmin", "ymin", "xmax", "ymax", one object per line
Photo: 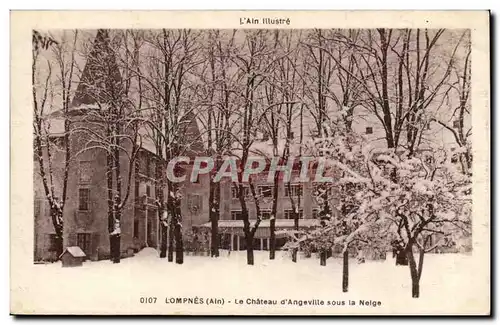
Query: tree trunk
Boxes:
[
  {"xmin": 115, "ymin": 235, "xmax": 121, "ymax": 263},
  {"xmin": 110, "ymin": 235, "xmax": 120, "ymax": 263},
  {"xmin": 209, "ymin": 180, "xmax": 220, "ymax": 257},
  {"xmin": 407, "ymin": 243, "xmax": 421, "ymax": 298},
  {"xmin": 167, "ymin": 223, "xmax": 174, "ymax": 262},
  {"xmin": 55, "ymin": 235, "xmax": 63, "ymax": 259},
  {"xmin": 156, "ymin": 160, "xmax": 167, "ymax": 258},
  {"xmin": 109, "ymin": 235, "xmax": 114, "ymax": 262},
  {"xmin": 109, "ymin": 204, "xmax": 121, "ymax": 264},
  {"xmin": 50, "ymin": 208, "xmax": 64, "ymax": 259},
  {"xmin": 378, "ymin": 29, "xmax": 396, "ymax": 149},
  {"xmin": 269, "ymin": 219, "xmax": 276, "ymax": 260},
  {"xmin": 320, "ymin": 250, "xmax": 327, "ymax": 266},
  {"xmin": 342, "ymin": 250, "xmax": 349, "ymax": 292},
  {"xmin": 210, "ymin": 217, "xmax": 219, "ymax": 257},
  {"xmin": 411, "ymin": 277, "xmax": 420, "ymax": 298},
  {"xmin": 291, "ymin": 209, "xmax": 299, "ymax": 263},
  {"xmin": 106, "ymin": 144, "xmax": 114, "ymax": 260},
  {"xmin": 159, "ymin": 222, "xmax": 168, "ymax": 258},
  {"xmin": 173, "ymin": 196, "xmax": 184, "ymax": 264},
  {"xmin": 269, "ymin": 171, "xmax": 279, "ymax": 260},
  {"xmin": 174, "ymin": 221, "xmax": 183, "ymax": 264},
  {"xmin": 246, "ymin": 235, "xmax": 254, "ymax": 265},
  {"xmin": 237, "ymin": 181, "xmax": 255, "ymax": 266}
]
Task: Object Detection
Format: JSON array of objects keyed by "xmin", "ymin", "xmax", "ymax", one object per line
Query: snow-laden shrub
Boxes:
[{"xmin": 182, "ymin": 228, "xmax": 209, "ymax": 255}]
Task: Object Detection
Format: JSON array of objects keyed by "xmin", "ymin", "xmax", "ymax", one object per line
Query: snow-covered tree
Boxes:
[
  {"xmin": 228, "ymin": 30, "xmax": 272, "ymax": 266},
  {"xmin": 32, "ymin": 30, "xmax": 78, "ymax": 259},
  {"xmin": 217, "ymin": 29, "xmax": 302, "ymax": 265},
  {"xmin": 285, "ymin": 103, "xmax": 471, "ymax": 297},
  {"xmin": 72, "ymin": 29, "xmax": 143, "ymax": 263},
  {"xmin": 375, "ymin": 148, "xmax": 472, "ymax": 298},
  {"xmin": 257, "ymin": 30, "xmax": 305, "ymax": 261},
  {"xmin": 431, "ymin": 31, "xmax": 472, "ymax": 175},
  {"xmin": 196, "ymin": 30, "xmax": 240, "ymax": 258},
  {"xmin": 139, "ymin": 29, "xmax": 204, "ymax": 263},
  {"xmin": 290, "ymin": 107, "xmax": 384, "ymax": 285},
  {"xmin": 309, "ymin": 29, "xmax": 470, "ymax": 153},
  {"xmin": 300, "ymin": 29, "xmax": 365, "ymax": 132}
]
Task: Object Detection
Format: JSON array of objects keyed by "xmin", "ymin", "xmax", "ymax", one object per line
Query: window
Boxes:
[
  {"xmin": 79, "ymin": 161, "xmax": 92, "ymax": 183},
  {"xmin": 258, "ymin": 185, "xmax": 273, "ymax": 198},
  {"xmin": 231, "ymin": 210, "xmax": 243, "ymax": 220},
  {"xmin": 365, "ymin": 127, "xmax": 373, "ymax": 135},
  {"xmin": 133, "ymin": 219, "xmax": 139, "ymax": 238},
  {"xmin": 146, "ymin": 185, "xmax": 151, "ymax": 197},
  {"xmin": 285, "ymin": 184, "xmax": 303, "ymax": 197},
  {"xmin": 312, "ymin": 209, "xmax": 319, "ymax": 219},
  {"xmin": 77, "ymin": 233, "xmax": 91, "ymax": 256},
  {"xmin": 261, "ymin": 210, "xmax": 272, "ymax": 220},
  {"xmin": 284, "ymin": 209, "xmax": 303, "ymax": 219},
  {"xmin": 78, "ymin": 188, "xmax": 90, "ymax": 211},
  {"xmin": 453, "ymin": 120, "xmax": 461, "ymax": 128}
]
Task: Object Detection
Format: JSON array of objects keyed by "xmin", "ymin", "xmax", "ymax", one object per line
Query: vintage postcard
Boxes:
[{"xmin": 10, "ymin": 10, "xmax": 490, "ymax": 315}]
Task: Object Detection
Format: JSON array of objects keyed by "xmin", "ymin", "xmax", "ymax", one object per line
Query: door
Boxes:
[{"xmin": 77, "ymin": 233, "xmax": 91, "ymax": 257}]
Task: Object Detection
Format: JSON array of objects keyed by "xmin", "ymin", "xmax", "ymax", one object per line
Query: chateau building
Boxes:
[{"xmin": 34, "ymin": 30, "xmax": 468, "ymax": 262}]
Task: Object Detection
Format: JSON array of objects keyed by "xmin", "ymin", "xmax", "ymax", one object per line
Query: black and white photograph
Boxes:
[{"xmin": 10, "ymin": 10, "xmax": 490, "ymax": 315}]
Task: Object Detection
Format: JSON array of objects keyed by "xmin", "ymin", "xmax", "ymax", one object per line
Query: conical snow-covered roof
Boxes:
[{"xmin": 71, "ymin": 29, "xmax": 124, "ymax": 110}]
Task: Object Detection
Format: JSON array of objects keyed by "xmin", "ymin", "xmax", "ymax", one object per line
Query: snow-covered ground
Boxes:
[{"xmin": 13, "ymin": 249, "xmax": 488, "ymax": 315}]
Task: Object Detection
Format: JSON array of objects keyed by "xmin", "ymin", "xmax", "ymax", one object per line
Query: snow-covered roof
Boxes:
[
  {"xmin": 138, "ymin": 135, "xmax": 157, "ymax": 154},
  {"xmin": 60, "ymin": 246, "xmax": 86, "ymax": 258},
  {"xmin": 196, "ymin": 219, "xmax": 320, "ymax": 229},
  {"xmin": 43, "ymin": 117, "xmax": 65, "ymax": 135}
]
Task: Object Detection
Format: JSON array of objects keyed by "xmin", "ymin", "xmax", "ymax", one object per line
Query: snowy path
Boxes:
[{"xmin": 14, "ymin": 249, "xmax": 487, "ymax": 315}]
